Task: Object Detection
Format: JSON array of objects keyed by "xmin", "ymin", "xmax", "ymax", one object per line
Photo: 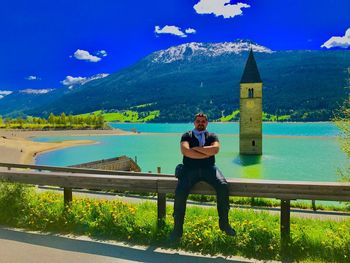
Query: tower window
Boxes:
[
  {"xmin": 252, "ymin": 140, "xmax": 255, "ymax": 146},
  {"xmin": 248, "ymin": 88, "xmax": 254, "ymax": 98}
]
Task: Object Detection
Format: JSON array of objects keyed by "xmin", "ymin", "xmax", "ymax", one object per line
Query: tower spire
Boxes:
[{"xmin": 240, "ymin": 49, "xmax": 262, "ymax": 83}]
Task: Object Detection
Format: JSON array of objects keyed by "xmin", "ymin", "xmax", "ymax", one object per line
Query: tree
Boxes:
[
  {"xmin": 86, "ymin": 115, "xmax": 92, "ymax": 125},
  {"xmin": 60, "ymin": 112, "xmax": 67, "ymax": 126},
  {"xmin": 96, "ymin": 114, "xmax": 104, "ymax": 128},
  {"xmin": 334, "ymin": 95, "xmax": 350, "ymax": 181},
  {"xmin": 48, "ymin": 113, "xmax": 55, "ymax": 125},
  {"xmin": 16, "ymin": 117, "xmax": 24, "ymax": 126},
  {"xmin": 68, "ymin": 114, "xmax": 73, "ymax": 125}
]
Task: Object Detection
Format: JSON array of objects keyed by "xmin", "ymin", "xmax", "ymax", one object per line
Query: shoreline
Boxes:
[
  {"xmin": 0, "ymin": 129, "xmax": 134, "ymax": 165},
  {"xmin": 110, "ymin": 121, "xmax": 335, "ymax": 124}
]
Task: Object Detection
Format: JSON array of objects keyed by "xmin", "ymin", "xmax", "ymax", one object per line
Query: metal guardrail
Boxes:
[{"xmin": 1, "ymin": 162, "xmax": 350, "ymax": 260}]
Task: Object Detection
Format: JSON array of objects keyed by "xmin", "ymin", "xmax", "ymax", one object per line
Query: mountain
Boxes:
[
  {"xmin": 0, "ymin": 88, "xmax": 63, "ymax": 117},
  {"xmin": 0, "ymin": 74, "xmax": 109, "ymax": 117},
  {"xmin": 2, "ymin": 40, "xmax": 350, "ymax": 121},
  {"xmin": 151, "ymin": 39, "xmax": 273, "ymax": 63}
]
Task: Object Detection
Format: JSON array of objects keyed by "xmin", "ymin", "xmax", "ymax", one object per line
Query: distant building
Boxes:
[
  {"xmin": 239, "ymin": 49, "xmax": 263, "ymax": 155},
  {"xmin": 71, "ymin": 156, "xmax": 141, "ymax": 172}
]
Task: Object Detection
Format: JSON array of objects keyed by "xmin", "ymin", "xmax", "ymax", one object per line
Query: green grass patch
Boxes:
[
  {"xmin": 180, "ymin": 195, "xmax": 350, "ymax": 213},
  {"xmin": 262, "ymin": 112, "xmax": 291, "ymax": 122},
  {"xmin": 1, "ymin": 182, "xmax": 349, "ymax": 262},
  {"xmin": 217, "ymin": 110, "xmax": 291, "ymax": 122},
  {"xmin": 217, "ymin": 110, "xmax": 240, "ymax": 122},
  {"xmin": 77, "ymin": 110, "xmax": 160, "ymax": 122}
]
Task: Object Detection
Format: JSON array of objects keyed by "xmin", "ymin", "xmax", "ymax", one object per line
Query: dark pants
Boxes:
[{"xmin": 173, "ymin": 165, "xmax": 230, "ymax": 230}]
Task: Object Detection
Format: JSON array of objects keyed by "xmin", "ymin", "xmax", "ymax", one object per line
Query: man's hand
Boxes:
[
  {"xmin": 192, "ymin": 141, "xmax": 220, "ymax": 156},
  {"xmin": 181, "ymin": 141, "xmax": 209, "ymax": 159}
]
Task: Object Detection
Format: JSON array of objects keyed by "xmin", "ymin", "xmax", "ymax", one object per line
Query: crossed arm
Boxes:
[{"xmin": 180, "ymin": 141, "xmax": 220, "ymax": 159}]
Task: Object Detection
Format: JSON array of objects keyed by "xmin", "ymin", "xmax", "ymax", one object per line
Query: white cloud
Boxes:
[
  {"xmin": 193, "ymin": 0, "xmax": 250, "ymax": 18},
  {"xmin": 20, "ymin": 89, "xmax": 54, "ymax": 94},
  {"xmin": 97, "ymin": 50, "xmax": 108, "ymax": 57},
  {"xmin": 155, "ymin": 25, "xmax": 187, "ymax": 38},
  {"xmin": 321, "ymin": 28, "xmax": 350, "ymax": 49},
  {"xmin": 185, "ymin": 28, "xmax": 196, "ymax": 34},
  {"xmin": 61, "ymin": 73, "xmax": 109, "ymax": 89},
  {"xmin": 0, "ymin": 90, "xmax": 12, "ymax": 99},
  {"xmin": 26, "ymin": 75, "xmax": 41, "ymax": 80},
  {"xmin": 61, "ymin": 76, "xmax": 87, "ymax": 86},
  {"xmin": 73, "ymin": 49, "xmax": 102, "ymax": 62}
]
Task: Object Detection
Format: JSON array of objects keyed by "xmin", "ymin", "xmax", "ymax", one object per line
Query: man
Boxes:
[{"xmin": 170, "ymin": 113, "xmax": 236, "ymax": 241}]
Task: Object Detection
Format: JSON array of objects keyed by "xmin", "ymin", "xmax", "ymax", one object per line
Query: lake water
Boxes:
[{"xmin": 34, "ymin": 122, "xmax": 347, "ymax": 182}]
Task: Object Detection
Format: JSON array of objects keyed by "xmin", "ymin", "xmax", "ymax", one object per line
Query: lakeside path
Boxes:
[{"xmin": 0, "ymin": 129, "xmax": 135, "ymax": 165}]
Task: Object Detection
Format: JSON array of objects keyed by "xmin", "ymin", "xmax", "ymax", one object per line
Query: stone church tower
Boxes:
[{"xmin": 239, "ymin": 49, "xmax": 263, "ymax": 155}]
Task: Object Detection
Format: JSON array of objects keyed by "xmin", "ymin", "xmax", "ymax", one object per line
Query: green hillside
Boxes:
[{"xmin": 77, "ymin": 109, "xmax": 160, "ymax": 122}]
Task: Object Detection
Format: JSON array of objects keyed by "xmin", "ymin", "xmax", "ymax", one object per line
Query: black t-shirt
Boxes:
[{"xmin": 180, "ymin": 131, "xmax": 219, "ymax": 168}]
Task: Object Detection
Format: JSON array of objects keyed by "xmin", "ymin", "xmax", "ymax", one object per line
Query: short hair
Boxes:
[{"xmin": 194, "ymin": 112, "xmax": 208, "ymax": 121}]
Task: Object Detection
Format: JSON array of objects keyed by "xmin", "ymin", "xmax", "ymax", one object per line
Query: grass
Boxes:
[
  {"xmin": 216, "ymin": 110, "xmax": 291, "ymax": 122},
  {"xmin": 1, "ymin": 182, "xmax": 350, "ymax": 262},
  {"xmin": 183, "ymin": 194, "xmax": 350, "ymax": 212},
  {"xmin": 217, "ymin": 110, "xmax": 240, "ymax": 122},
  {"xmin": 77, "ymin": 110, "xmax": 160, "ymax": 122}
]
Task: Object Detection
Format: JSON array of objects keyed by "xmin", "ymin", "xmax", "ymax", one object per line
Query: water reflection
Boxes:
[
  {"xmin": 233, "ymin": 155, "xmax": 262, "ymax": 166},
  {"xmin": 233, "ymin": 154, "xmax": 262, "ymax": 179}
]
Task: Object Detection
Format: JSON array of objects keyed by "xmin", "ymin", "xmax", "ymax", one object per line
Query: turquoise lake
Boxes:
[{"xmin": 34, "ymin": 122, "xmax": 348, "ymax": 182}]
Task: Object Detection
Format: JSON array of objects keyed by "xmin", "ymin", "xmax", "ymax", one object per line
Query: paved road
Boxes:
[{"xmin": 0, "ymin": 227, "xmax": 272, "ymax": 263}]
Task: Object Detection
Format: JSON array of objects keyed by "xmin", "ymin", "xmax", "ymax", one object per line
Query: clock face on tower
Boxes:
[{"xmin": 247, "ymin": 100, "xmax": 254, "ymax": 109}]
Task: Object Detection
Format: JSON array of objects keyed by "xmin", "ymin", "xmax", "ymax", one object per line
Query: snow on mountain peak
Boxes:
[{"xmin": 152, "ymin": 40, "xmax": 273, "ymax": 63}]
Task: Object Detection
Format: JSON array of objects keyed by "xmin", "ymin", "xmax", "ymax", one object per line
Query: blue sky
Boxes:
[{"xmin": 0, "ymin": 0, "xmax": 349, "ymax": 93}]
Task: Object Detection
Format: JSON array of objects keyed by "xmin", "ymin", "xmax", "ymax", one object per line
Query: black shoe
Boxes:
[
  {"xmin": 219, "ymin": 223, "xmax": 236, "ymax": 236},
  {"xmin": 168, "ymin": 229, "xmax": 183, "ymax": 243}
]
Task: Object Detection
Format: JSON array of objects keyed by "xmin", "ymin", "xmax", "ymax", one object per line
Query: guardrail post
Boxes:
[
  {"xmin": 312, "ymin": 200, "xmax": 316, "ymax": 211},
  {"xmin": 157, "ymin": 167, "xmax": 166, "ymax": 228},
  {"xmin": 64, "ymin": 187, "xmax": 72, "ymax": 206},
  {"xmin": 280, "ymin": 199, "xmax": 291, "ymax": 262}
]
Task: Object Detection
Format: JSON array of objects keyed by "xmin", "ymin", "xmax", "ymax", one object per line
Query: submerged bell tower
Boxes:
[{"xmin": 239, "ymin": 49, "xmax": 263, "ymax": 155}]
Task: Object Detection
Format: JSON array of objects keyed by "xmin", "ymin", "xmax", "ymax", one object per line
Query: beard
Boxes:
[{"xmin": 196, "ymin": 125, "xmax": 206, "ymax": 131}]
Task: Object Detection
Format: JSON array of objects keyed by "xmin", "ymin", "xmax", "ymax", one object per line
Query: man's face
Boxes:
[{"xmin": 194, "ymin": 116, "xmax": 208, "ymax": 131}]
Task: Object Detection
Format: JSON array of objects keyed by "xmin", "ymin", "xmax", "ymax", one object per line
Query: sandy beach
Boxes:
[{"xmin": 0, "ymin": 129, "xmax": 133, "ymax": 165}]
